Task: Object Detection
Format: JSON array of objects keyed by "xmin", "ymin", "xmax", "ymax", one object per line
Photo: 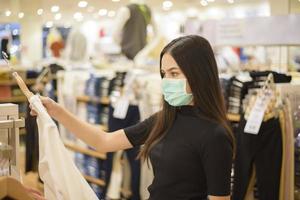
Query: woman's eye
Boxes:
[{"xmin": 171, "ymin": 72, "xmax": 178, "ymax": 77}]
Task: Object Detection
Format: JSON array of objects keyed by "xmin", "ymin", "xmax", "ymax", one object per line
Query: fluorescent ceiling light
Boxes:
[
  {"xmin": 51, "ymin": 6, "xmax": 60, "ymax": 13},
  {"xmin": 108, "ymin": 10, "xmax": 116, "ymax": 17},
  {"xmin": 78, "ymin": 1, "xmax": 88, "ymax": 8},
  {"xmin": 163, "ymin": 1, "xmax": 173, "ymax": 10},
  {"xmin": 74, "ymin": 12, "xmax": 83, "ymax": 21},
  {"xmin": 46, "ymin": 21, "xmax": 53, "ymax": 28},
  {"xmin": 200, "ymin": 0, "xmax": 208, "ymax": 6},
  {"xmin": 98, "ymin": 9, "xmax": 108, "ymax": 16},
  {"xmin": 5, "ymin": 10, "xmax": 11, "ymax": 17},
  {"xmin": 37, "ymin": 9, "xmax": 43, "ymax": 15},
  {"xmin": 54, "ymin": 13, "xmax": 62, "ymax": 20},
  {"xmin": 18, "ymin": 12, "xmax": 24, "ymax": 18}
]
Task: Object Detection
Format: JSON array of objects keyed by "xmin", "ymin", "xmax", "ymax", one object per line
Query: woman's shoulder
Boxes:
[{"xmin": 189, "ymin": 117, "xmax": 230, "ymax": 144}]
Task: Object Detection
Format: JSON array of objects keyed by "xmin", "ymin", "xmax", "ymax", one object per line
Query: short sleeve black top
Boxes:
[{"xmin": 124, "ymin": 106, "xmax": 233, "ymax": 200}]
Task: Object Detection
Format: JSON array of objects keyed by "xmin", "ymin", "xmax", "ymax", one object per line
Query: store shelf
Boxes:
[
  {"xmin": 83, "ymin": 174, "xmax": 105, "ymax": 187},
  {"xmin": 227, "ymin": 113, "xmax": 241, "ymax": 122},
  {"xmin": 0, "ymin": 79, "xmax": 37, "ymax": 86},
  {"xmin": 64, "ymin": 142, "xmax": 106, "ymax": 160},
  {"xmin": 76, "ymin": 95, "xmax": 110, "ymax": 105},
  {"xmin": 0, "ymin": 96, "xmax": 27, "ymax": 103}
]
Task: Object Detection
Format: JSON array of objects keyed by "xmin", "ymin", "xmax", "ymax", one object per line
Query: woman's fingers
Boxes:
[
  {"xmin": 30, "ymin": 110, "xmax": 37, "ymax": 116},
  {"xmin": 29, "ymin": 104, "xmax": 37, "ymax": 116},
  {"xmin": 25, "ymin": 187, "xmax": 46, "ymax": 200}
]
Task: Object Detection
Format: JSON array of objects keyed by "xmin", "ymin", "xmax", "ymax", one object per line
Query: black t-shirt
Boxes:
[{"xmin": 124, "ymin": 106, "xmax": 232, "ymax": 200}]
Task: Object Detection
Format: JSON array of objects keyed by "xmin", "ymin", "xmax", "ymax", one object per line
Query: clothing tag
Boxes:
[
  {"xmin": 113, "ymin": 97, "xmax": 129, "ymax": 119},
  {"xmin": 244, "ymin": 90, "xmax": 273, "ymax": 134}
]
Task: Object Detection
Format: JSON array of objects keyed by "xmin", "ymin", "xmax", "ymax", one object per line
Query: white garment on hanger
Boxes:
[
  {"xmin": 29, "ymin": 95, "xmax": 98, "ymax": 200},
  {"xmin": 106, "ymin": 150, "xmax": 124, "ymax": 199}
]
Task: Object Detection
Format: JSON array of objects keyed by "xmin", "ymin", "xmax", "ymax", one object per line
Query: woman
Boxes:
[{"xmin": 31, "ymin": 35, "xmax": 234, "ymax": 200}]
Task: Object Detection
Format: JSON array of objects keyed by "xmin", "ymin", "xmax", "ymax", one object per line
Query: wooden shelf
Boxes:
[
  {"xmin": 0, "ymin": 96, "xmax": 27, "ymax": 103},
  {"xmin": 64, "ymin": 142, "xmax": 106, "ymax": 160},
  {"xmin": 0, "ymin": 79, "xmax": 36, "ymax": 86},
  {"xmin": 83, "ymin": 175, "xmax": 105, "ymax": 187},
  {"xmin": 227, "ymin": 113, "xmax": 241, "ymax": 122},
  {"xmin": 76, "ymin": 95, "xmax": 110, "ymax": 105}
]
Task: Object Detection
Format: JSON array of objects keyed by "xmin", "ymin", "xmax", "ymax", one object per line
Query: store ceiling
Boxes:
[
  {"xmin": 0, "ymin": 0, "xmax": 268, "ymax": 15},
  {"xmin": 0, "ymin": 0, "xmax": 299, "ymax": 24}
]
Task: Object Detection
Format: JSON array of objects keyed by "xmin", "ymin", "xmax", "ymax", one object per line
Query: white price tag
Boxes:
[
  {"xmin": 244, "ymin": 90, "xmax": 273, "ymax": 134},
  {"xmin": 113, "ymin": 97, "xmax": 130, "ymax": 119}
]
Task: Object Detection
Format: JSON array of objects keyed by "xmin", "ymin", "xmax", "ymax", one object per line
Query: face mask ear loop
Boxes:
[{"xmin": 183, "ymin": 79, "xmax": 190, "ymax": 95}]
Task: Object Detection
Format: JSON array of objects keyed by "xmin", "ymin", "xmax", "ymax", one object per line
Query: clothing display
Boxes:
[
  {"xmin": 2, "ymin": 2, "xmax": 300, "ymax": 200},
  {"xmin": 107, "ymin": 105, "xmax": 141, "ymax": 200},
  {"xmin": 279, "ymin": 99, "xmax": 294, "ymax": 200},
  {"xmin": 121, "ymin": 4, "xmax": 151, "ymax": 60},
  {"xmin": 29, "ymin": 95, "xmax": 98, "ymax": 200},
  {"xmin": 233, "ymin": 117, "xmax": 282, "ymax": 200},
  {"xmin": 0, "ymin": 38, "xmax": 10, "ymax": 60}
]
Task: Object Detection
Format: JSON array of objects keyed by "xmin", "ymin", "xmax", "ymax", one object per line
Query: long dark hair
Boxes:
[{"xmin": 138, "ymin": 35, "xmax": 235, "ymax": 161}]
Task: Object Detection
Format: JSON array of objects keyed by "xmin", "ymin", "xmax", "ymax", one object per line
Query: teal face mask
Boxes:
[{"xmin": 161, "ymin": 78, "xmax": 193, "ymax": 107}]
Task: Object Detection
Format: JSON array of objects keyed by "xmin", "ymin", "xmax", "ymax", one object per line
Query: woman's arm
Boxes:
[{"xmin": 30, "ymin": 96, "xmax": 133, "ymax": 153}]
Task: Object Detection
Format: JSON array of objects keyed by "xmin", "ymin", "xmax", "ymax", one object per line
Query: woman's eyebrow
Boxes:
[{"xmin": 165, "ymin": 67, "xmax": 180, "ymax": 71}]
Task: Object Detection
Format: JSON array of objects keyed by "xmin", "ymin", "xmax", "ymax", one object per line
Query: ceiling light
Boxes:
[
  {"xmin": 18, "ymin": 12, "xmax": 24, "ymax": 18},
  {"xmin": 37, "ymin": 9, "xmax": 43, "ymax": 15},
  {"xmin": 12, "ymin": 29, "xmax": 19, "ymax": 36},
  {"xmin": 54, "ymin": 13, "xmax": 62, "ymax": 20},
  {"xmin": 200, "ymin": 0, "xmax": 208, "ymax": 6},
  {"xmin": 112, "ymin": 0, "xmax": 120, "ymax": 2},
  {"xmin": 207, "ymin": 0, "xmax": 215, "ymax": 2},
  {"xmin": 51, "ymin": 5, "xmax": 60, "ymax": 13},
  {"xmin": 98, "ymin": 9, "xmax": 108, "ymax": 16},
  {"xmin": 78, "ymin": 1, "xmax": 88, "ymax": 8},
  {"xmin": 228, "ymin": 0, "xmax": 234, "ymax": 3},
  {"xmin": 5, "ymin": 10, "xmax": 11, "ymax": 17},
  {"xmin": 162, "ymin": 1, "xmax": 173, "ymax": 10},
  {"xmin": 46, "ymin": 21, "xmax": 53, "ymax": 28},
  {"xmin": 73, "ymin": 12, "xmax": 83, "ymax": 21},
  {"xmin": 108, "ymin": 10, "xmax": 116, "ymax": 17}
]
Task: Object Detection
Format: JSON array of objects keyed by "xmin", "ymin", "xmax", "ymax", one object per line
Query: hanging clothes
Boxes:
[
  {"xmin": 233, "ymin": 116, "xmax": 283, "ymax": 200},
  {"xmin": 121, "ymin": 4, "xmax": 151, "ymax": 60},
  {"xmin": 29, "ymin": 95, "xmax": 98, "ymax": 200},
  {"xmin": 106, "ymin": 105, "xmax": 141, "ymax": 200},
  {"xmin": 279, "ymin": 99, "xmax": 295, "ymax": 200}
]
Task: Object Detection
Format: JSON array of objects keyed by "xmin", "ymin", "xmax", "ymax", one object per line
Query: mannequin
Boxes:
[
  {"xmin": 46, "ymin": 28, "xmax": 63, "ymax": 57},
  {"xmin": 112, "ymin": 0, "xmax": 160, "ymax": 66}
]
